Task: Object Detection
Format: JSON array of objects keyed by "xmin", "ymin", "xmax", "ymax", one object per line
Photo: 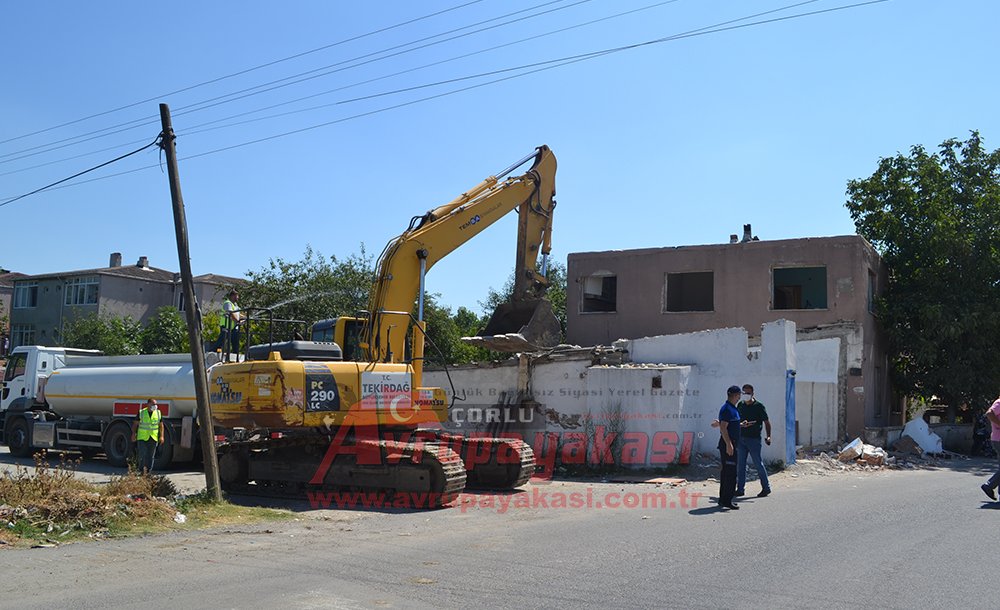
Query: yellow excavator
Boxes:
[{"xmin": 210, "ymin": 146, "xmax": 559, "ymax": 507}]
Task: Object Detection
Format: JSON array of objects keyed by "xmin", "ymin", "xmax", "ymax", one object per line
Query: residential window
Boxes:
[
  {"xmin": 665, "ymin": 271, "xmax": 714, "ymax": 312},
  {"xmin": 11, "ymin": 324, "xmax": 35, "ymax": 348},
  {"xmin": 581, "ymin": 273, "xmax": 617, "ymax": 313},
  {"xmin": 64, "ymin": 276, "xmax": 99, "ymax": 306},
  {"xmin": 773, "ymin": 266, "xmax": 827, "ymax": 310},
  {"xmin": 13, "ymin": 282, "xmax": 38, "ymax": 308}
]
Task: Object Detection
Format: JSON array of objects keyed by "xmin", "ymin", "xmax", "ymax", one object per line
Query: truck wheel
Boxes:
[
  {"xmin": 152, "ymin": 429, "xmax": 174, "ymax": 471},
  {"xmin": 6, "ymin": 418, "xmax": 32, "ymax": 458},
  {"xmin": 103, "ymin": 422, "xmax": 133, "ymax": 468}
]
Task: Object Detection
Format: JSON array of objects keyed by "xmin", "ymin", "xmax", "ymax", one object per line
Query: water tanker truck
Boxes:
[{"xmin": 0, "ymin": 345, "xmax": 221, "ymax": 470}]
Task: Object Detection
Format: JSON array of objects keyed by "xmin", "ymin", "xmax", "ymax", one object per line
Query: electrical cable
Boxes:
[
  {"xmin": 0, "ymin": 0, "xmax": 489, "ymax": 146},
  {"xmin": 0, "ymin": 135, "xmax": 153, "ymax": 178},
  {"xmin": 0, "ymin": 0, "xmax": 584, "ymax": 164},
  {"xmin": 168, "ymin": 0, "xmax": 886, "ymax": 160},
  {"xmin": 2, "ymin": 0, "xmax": 680, "ymax": 173},
  {"xmin": 337, "ymin": 0, "xmax": 832, "ymax": 105},
  {"xmin": 0, "ymin": 0, "xmax": 889, "ymax": 206},
  {"xmin": 182, "ymin": 0, "xmax": 682, "ymax": 136},
  {"xmin": 0, "ymin": 138, "xmax": 159, "ymax": 208},
  {"xmin": 162, "ymin": 0, "xmax": 593, "ymax": 120}
]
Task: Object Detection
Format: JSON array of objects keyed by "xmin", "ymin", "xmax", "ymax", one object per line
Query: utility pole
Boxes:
[{"xmin": 158, "ymin": 103, "xmax": 222, "ymax": 502}]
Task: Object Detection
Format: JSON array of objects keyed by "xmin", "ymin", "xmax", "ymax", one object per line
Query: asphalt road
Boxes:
[{"xmin": 0, "ymin": 450, "xmax": 997, "ymax": 609}]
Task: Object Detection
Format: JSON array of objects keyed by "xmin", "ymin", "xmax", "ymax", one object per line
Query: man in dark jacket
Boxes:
[
  {"xmin": 717, "ymin": 385, "xmax": 742, "ymax": 510},
  {"xmin": 737, "ymin": 384, "xmax": 772, "ymax": 498}
]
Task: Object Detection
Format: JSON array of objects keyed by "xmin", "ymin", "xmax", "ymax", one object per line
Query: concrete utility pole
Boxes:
[{"xmin": 158, "ymin": 103, "xmax": 223, "ymax": 502}]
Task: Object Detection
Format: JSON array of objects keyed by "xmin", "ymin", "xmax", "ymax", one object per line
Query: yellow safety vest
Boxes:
[
  {"xmin": 222, "ymin": 298, "xmax": 239, "ymax": 330},
  {"xmin": 137, "ymin": 408, "xmax": 161, "ymax": 442}
]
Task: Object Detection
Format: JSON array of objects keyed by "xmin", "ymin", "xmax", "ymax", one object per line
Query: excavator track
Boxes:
[
  {"xmin": 217, "ymin": 435, "xmax": 466, "ymax": 509},
  {"xmin": 419, "ymin": 432, "xmax": 535, "ymax": 490}
]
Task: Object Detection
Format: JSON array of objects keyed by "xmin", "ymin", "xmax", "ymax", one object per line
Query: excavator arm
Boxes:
[{"xmin": 362, "ymin": 145, "xmax": 559, "ymax": 368}]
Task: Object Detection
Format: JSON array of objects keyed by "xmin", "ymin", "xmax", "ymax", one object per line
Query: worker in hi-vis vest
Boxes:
[
  {"xmin": 219, "ymin": 289, "xmax": 243, "ymax": 356},
  {"xmin": 131, "ymin": 398, "xmax": 164, "ymax": 473}
]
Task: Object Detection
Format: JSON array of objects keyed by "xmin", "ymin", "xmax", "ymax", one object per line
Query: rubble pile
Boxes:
[
  {"xmin": 796, "ymin": 433, "xmax": 971, "ymax": 475},
  {"xmin": 837, "ymin": 438, "xmax": 890, "ymax": 466}
]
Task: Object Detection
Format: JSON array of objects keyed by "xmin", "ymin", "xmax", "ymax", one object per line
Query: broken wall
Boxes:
[
  {"xmin": 425, "ymin": 320, "xmax": 798, "ymax": 469},
  {"xmin": 623, "ymin": 320, "xmax": 796, "ymax": 465}
]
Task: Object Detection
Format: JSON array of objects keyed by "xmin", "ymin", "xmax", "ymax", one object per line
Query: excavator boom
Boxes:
[{"xmin": 364, "ymin": 145, "xmax": 559, "ymax": 363}]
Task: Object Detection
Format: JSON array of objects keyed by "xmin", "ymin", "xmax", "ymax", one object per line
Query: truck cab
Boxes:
[
  {"xmin": 1, "ymin": 346, "xmax": 203, "ymax": 468},
  {"xmin": 1, "ymin": 346, "xmax": 101, "ymax": 417}
]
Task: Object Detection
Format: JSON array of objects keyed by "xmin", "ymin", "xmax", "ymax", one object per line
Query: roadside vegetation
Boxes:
[{"xmin": 0, "ymin": 452, "xmax": 290, "ymax": 548}]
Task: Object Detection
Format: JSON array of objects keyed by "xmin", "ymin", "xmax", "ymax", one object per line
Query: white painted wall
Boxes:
[
  {"xmin": 425, "ymin": 320, "xmax": 798, "ymax": 469},
  {"xmin": 625, "ymin": 320, "xmax": 796, "ymax": 464},
  {"xmin": 795, "ymin": 337, "xmax": 840, "ymax": 445},
  {"xmin": 796, "ymin": 338, "xmax": 840, "ymax": 384},
  {"xmin": 796, "ymin": 381, "xmax": 837, "ymax": 445}
]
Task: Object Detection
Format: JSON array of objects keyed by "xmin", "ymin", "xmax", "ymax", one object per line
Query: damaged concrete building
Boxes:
[
  {"xmin": 427, "ymin": 321, "xmax": 799, "ymax": 469},
  {"xmin": 565, "ymin": 230, "xmax": 893, "ymax": 442}
]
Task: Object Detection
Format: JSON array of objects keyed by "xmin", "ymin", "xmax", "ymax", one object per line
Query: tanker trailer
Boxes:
[{"xmin": 1, "ymin": 345, "xmax": 221, "ymax": 469}]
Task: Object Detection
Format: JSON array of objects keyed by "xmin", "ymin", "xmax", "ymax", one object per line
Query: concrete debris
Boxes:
[
  {"xmin": 901, "ymin": 417, "xmax": 944, "ymax": 455},
  {"xmin": 590, "ymin": 362, "xmax": 677, "ymax": 370},
  {"xmin": 836, "ymin": 438, "xmax": 888, "ymax": 466},
  {"xmin": 892, "ymin": 435, "xmax": 924, "ymax": 456},
  {"xmin": 797, "ymin": 439, "xmax": 973, "ymax": 474},
  {"xmin": 860, "ymin": 445, "xmax": 887, "ymax": 466},
  {"xmin": 838, "ymin": 438, "xmax": 864, "ymax": 461},
  {"xmin": 461, "ymin": 333, "xmax": 539, "ymax": 352},
  {"xmin": 592, "ymin": 345, "xmax": 629, "ymax": 365}
]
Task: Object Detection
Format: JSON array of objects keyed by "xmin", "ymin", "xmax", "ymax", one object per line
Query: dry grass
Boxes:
[
  {"xmin": 0, "ymin": 452, "xmax": 177, "ymax": 544},
  {"xmin": 0, "ymin": 451, "xmax": 288, "ymax": 547}
]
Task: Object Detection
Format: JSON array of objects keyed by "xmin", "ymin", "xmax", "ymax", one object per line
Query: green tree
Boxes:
[
  {"xmin": 421, "ymin": 294, "xmax": 463, "ymax": 366},
  {"xmin": 61, "ymin": 313, "xmax": 142, "ymax": 356},
  {"xmin": 419, "ymin": 297, "xmax": 496, "ymax": 366},
  {"xmin": 480, "ymin": 261, "xmax": 568, "ymax": 339},
  {"xmin": 846, "ymin": 132, "xmax": 1000, "ymax": 419},
  {"xmin": 240, "ymin": 245, "xmax": 375, "ymax": 341},
  {"xmin": 140, "ymin": 306, "xmax": 189, "ymax": 354},
  {"xmin": 201, "ymin": 310, "xmax": 222, "ymax": 347}
]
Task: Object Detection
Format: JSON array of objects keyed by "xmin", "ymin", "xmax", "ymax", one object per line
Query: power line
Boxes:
[
  {"xmin": 164, "ymin": 0, "xmax": 592, "ymax": 119},
  {"xmin": 184, "ymin": 0, "xmax": 683, "ymax": 136},
  {"xmin": 0, "ymin": 0, "xmax": 583, "ymax": 164},
  {"xmin": 176, "ymin": 0, "xmax": 824, "ymax": 136},
  {"xmin": 2, "ymin": 0, "xmax": 672, "ymax": 174},
  {"xmin": 0, "ymin": 0, "xmax": 890, "ymax": 207},
  {"xmin": 0, "ymin": 0, "xmax": 489, "ymax": 146},
  {"xmin": 335, "ymin": 0, "xmax": 835, "ymax": 105},
  {"xmin": 0, "ymin": 135, "xmax": 153, "ymax": 178},
  {"xmin": 0, "ymin": 139, "xmax": 160, "ymax": 208}
]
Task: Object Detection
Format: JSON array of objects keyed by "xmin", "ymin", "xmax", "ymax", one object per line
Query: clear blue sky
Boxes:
[{"xmin": 2, "ymin": 0, "xmax": 997, "ymax": 314}]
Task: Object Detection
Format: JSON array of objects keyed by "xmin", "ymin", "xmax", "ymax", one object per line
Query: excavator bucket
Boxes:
[{"xmin": 462, "ymin": 297, "xmax": 561, "ymax": 352}]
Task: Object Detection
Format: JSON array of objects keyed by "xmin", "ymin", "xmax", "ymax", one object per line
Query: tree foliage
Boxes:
[
  {"xmin": 421, "ymin": 296, "xmax": 494, "ymax": 366},
  {"xmin": 846, "ymin": 132, "xmax": 1000, "ymax": 414},
  {"xmin": 62, "ymin": 314, "xmax": 142, "ymax": 356},
  {"xmin": 139, "ymin": 306, "xmax": 189, "ymax": 354},
  {"xmin": 240, "ymin": 245, "xmax": 375, "ymax": 340}
]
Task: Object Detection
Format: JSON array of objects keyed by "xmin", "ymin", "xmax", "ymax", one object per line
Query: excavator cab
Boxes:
[{"xmin": 309, "ymin": 317, "xmax": 365, "ymax": 361}]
